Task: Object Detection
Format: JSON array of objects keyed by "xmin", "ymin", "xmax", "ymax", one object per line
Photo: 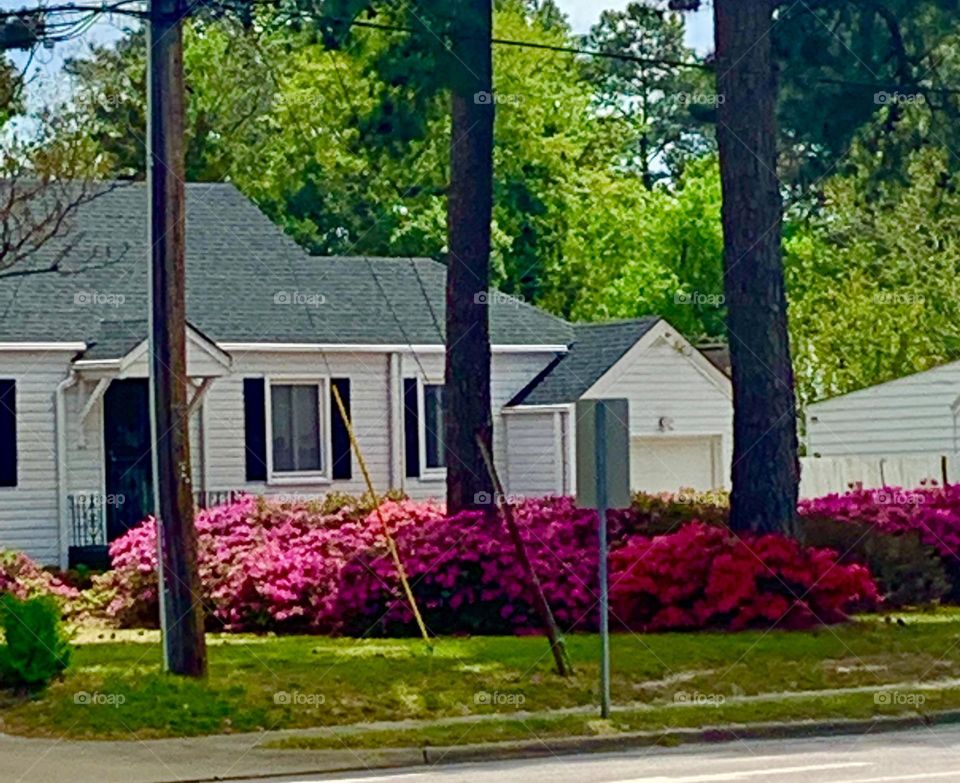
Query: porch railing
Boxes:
[
  {"xmin": 68, "ymin": 494, "xmax": 108, "ymax": 550},
  {"xmin": 68, "ymin": 490, "xmax": 245, "ymax": 551}
]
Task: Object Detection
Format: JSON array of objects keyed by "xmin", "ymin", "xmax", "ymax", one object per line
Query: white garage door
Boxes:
[{"xmin": 630, "ymin": 436, "xmax": 720, "ymax": 493}]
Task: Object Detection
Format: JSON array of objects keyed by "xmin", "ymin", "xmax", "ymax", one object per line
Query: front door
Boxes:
[{"xmin": 103, "ymin": 379, "xmax": 153, "ymax": 541}]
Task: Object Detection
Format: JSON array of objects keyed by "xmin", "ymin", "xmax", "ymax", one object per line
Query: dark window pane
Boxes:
[
  {"xmin": 243, "ymin": 378, "xmax": 267, "ymax": 481},
  {"xmin": 424, "ymin": 384, "xmax": 445, "ymax": 470},
  {"xmin": 0, "ymin": 379, "xmax": 16, "ymax": 487},
  {"xmin": 271, "ymin": 384, "xmax": 322, "ymax": 473}
]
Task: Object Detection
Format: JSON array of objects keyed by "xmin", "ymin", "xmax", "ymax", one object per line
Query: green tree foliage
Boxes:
[
  {"xmin": 584, "ymin": 1, "xmax": 713, "ymax": 186},
  {"xmin": 775, "ymin": 0, "xmax": 960, "ymax": 192},
  {"xmin": 786, "ymin": 146, "xmax": 960, "ymax": 408},
  {"xmin": 0, "ymin": 55, "xmax": 23, "ymax": 126},
  {"xmin": 547, "ymin": 156, "xmax": 725, "ymax": 338}
]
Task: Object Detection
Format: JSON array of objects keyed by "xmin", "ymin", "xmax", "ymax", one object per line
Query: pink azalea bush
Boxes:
[
  {"xmin": 0, "ymin": 550, "xmax": 80, "ymax": 610},
  {"xmin": 92, "ymin": 495, "xmax": 443, "ymax": 631},
  {"xmin": 610, "ymin": 522, "xmax": 880, "ymax": 631}
]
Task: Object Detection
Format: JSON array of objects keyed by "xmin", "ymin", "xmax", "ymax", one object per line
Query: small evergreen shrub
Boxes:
[{"xmin": 0, "ymin": 594, "xmax": 72, "ymax": 691}]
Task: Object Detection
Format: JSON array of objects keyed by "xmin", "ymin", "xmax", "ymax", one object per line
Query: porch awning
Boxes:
[{"xmin": 71, "ymin": 318, "xmax": 232, "ymax": 378}]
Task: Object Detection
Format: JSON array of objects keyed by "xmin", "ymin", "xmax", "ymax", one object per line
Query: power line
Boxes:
[
  {"xmin": 1, "ymin": 3, "xmax": 712, "ymax": 72},
  {"xmin": 6, "ymin": 3, "xmax": 960, "ymax": 96}
]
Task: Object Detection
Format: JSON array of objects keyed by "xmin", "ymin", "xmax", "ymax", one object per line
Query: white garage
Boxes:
[
  {"xmin": 630, "ymin": 435, "xmax": 723, "ymax": 493},
  {"xmin": 505, "ymin": 318, "xmax": 733, "ymax": 497}
]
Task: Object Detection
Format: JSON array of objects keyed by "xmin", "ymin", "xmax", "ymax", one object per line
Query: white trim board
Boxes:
[{"xmin": 219, "ymin": 342, "xmax": 569, "ymax": 354}]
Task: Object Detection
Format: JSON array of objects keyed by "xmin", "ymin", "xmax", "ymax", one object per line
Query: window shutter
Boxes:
[
  {"xmin": 403, "ymin": 378, "xmax": 420, "ymax": 478},
  {"xmin": 243, "ymin": 378, "xmax": 267, "ymax": 481},
  {"xmin": 0, "ymin": 380, "xmax": 15, "ymax": 487},
  {"xmin": 330, "ymin": 378, "xmax": 352, "ymax": 480}
]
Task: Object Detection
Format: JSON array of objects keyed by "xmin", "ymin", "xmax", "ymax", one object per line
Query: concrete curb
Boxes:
[{"xmin": 421, "ymin": 709, "xmax": 960, "ymax": 766}]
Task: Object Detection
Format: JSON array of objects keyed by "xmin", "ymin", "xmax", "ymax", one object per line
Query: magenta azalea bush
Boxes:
[
  {"xmin": 610, "ymin": 522, "xmax": 879, "ymax": 632},
  {"xmin": 336, "ymin": 497, "xmax": 602, "ymax": 636},
  {"xmin": 800, "ymin": 484, "xmax": 960, "ymax": 561}
]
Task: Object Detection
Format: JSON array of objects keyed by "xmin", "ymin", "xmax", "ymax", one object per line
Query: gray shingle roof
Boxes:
[
  {"xmin": 508, "ymin": 317, "xmax": 661, "ymax": 406},
  {"xmin": 0, "ymin": 182, "xmax": 573, "ymax": 356}
]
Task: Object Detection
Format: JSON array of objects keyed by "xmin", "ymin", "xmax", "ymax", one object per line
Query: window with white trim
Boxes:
[{"xmin": 268, "ymin": 380, "xmax": 326, "ymax": 477}]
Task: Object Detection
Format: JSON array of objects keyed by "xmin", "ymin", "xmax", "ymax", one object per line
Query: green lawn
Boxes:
[{"xmin": 2, "ymin": 612, "xmax": 960, "ymax": 740}]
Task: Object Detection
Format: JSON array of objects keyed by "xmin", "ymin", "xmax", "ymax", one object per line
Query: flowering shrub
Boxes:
[
  {"xmin": 335, "ymin": 497, "xmax": 601, "ymax": 636},
  {"xmin": 0, "ymin": 550, "xmax": 79, "ymax": 609},
  {"xmin": 799, "ymin": 484, "xmax": 960, "ymax": 560},
  {"xmin": 92, "ymin": 493, "xmax": 884, "ymax": 635},
  {"xmin": 609, "ymin": 522, "xmax": 880, "ymax": 631},
  {"xmin": 92, "ymin": 495, "xmax": 443, "ymax": 631},
  {"xmin": 609, "ymin": 490, "xmax": 728, "ymax": 544},
  {"xmin": 800, "ymin": 484, "xmax": 960, "ymax": 602}
]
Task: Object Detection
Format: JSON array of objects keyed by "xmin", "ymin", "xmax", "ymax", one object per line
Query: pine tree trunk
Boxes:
[
  {"xmin": 445, "ymin": 0, "xmax": 496, "ymax": 514},
  {"xmin": 713, "ymin": 0, "xmax": 801, "ymax": 536}
]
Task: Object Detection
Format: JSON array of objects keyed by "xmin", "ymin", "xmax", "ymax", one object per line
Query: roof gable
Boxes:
[
  {"xmin": 0, "ymin": 182, "xmax": 573, "ymax": 349},
  {"xmin": 508, "ymin": 318, "xmax": 661, "ymax": 406}
]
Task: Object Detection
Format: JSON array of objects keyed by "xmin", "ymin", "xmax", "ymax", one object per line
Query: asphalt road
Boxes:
[{"xmin": 233, "ymin": 725, "xmax": 960, "ymax": 783}]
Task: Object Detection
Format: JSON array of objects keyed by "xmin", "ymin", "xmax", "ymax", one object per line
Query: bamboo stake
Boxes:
[{"xmin": 330, "ymin": 383, "xmax": 430, "ymax": 644}]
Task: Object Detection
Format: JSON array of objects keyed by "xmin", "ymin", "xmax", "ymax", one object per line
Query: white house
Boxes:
[
  {"xmin": 0, "ymin": 183, "xmax": 732, "ymax": 567},
  {"xmin": 806, "ymin": 362, "xmax": 960, "ymax": 458}
]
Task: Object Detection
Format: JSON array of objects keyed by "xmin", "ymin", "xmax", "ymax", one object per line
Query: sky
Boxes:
[{"xmin": 558, "ymin": 0, "xmax": 713, "ymax": 51}]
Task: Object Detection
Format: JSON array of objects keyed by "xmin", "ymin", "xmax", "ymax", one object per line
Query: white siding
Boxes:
[
  {"xmin": 65, "ymin": 380, "xmax": 103, "ymax": 498},
  {"xmin": 203, "ymin": 351, "xmax": 391, "ymax": 498},
  {"xmin": 583, "ymin": 333, "xmax": 733, "ymax": 489},
  {"xmin": 806, "ymin": 361, "xmax": 960, "ymax": 457},
  {"xmin": 1, "ymin": 345, "xmax": 568, "ymax": 564},
  {"xmin": 0, "ymin": 351, "xmax": 73, "ymax": 565},
  {"xmin": 399, "ymin": 351, "xmax": 558, "ymax": 501},
  {"xmin": 505, "ymin": 412, "xmax": 563, "ymax": 497}
]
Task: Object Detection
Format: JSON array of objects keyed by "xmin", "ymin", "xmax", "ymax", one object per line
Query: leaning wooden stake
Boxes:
[
  {"xmin": 476, "ymin": 435, "xmax": 573, "ymax": 677},
  {"xmin": 330, "ymin": 384, "xmax": 430, "ymax": 645}
]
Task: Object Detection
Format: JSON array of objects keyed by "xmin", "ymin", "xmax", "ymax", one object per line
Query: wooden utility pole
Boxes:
[
  {"xmin": 445, "ymin": 0, "xmax": 496, "ymax": 514},
  {"xmin": 147, "ymin": 0, "xmax": 207, "ymax": 676}
]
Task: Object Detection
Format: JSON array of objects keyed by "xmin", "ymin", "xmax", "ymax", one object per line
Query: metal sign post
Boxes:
[{"xmin": 576, "ymin": 398, "xmax": 630, "ymax": 719}]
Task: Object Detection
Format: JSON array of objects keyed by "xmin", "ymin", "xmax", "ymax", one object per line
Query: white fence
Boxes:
[{"xmin": 799, "ymin": 455, "xmax": 954, "ymax": 499}]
